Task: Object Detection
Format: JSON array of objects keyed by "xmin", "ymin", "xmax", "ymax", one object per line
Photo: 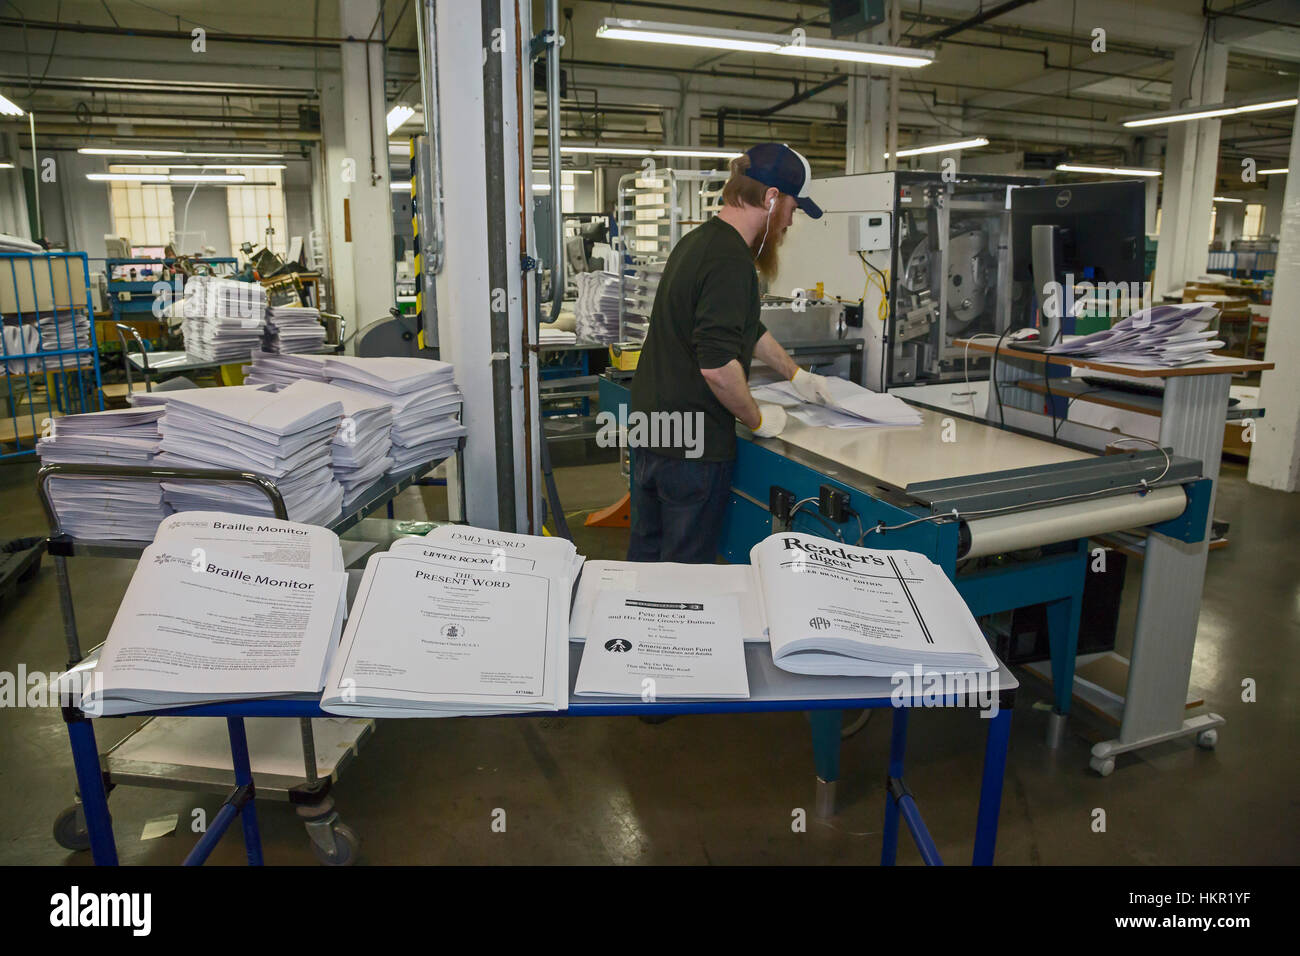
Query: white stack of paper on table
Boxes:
[
  {"xmin": 570, "ymin": 561, "xmax": 766, "ymax": 643},
  {"xmin": 538, "ymin": 325, "xmax": 577, "ymax": 345},
  {"xmin": 751, "ymin": 377, "xmax": 922, "ymax": 428},
  {"xmin": 242, "ymin": 350, "xmax": 331, "ymax": 387},
  {"xmin": 321, "ymin": 526, "xmax": 578, "ymax": 718},
  {"xmin": 322, "ymin": 356, "xmax": 464, "ymax": 474},
  {"xmin": 77, "ymin": 514, "xmax": 347, "ymax": 716},
  {"xmin": 182, "ymin": 277, "xmax": 268, "ymax": 362},
  {"xmin": 573, "ymin": 271, "xmax": 622, "ymax": 343},
  {"xmin": 265, "ymin": 305, "xmax": 327, "ymax": 354},
  {"xmin": 37, "ymin": 312, "xmax": 94, "ymax": 370},
  {"xmin": 1047, "ymin": 303, "xmax": 1223, "ymax": 368},
  {"xmin": 154, "ymin": 381, "xmax": 345, "ymax": 525},
  {"xmin": 750, "ymin": 532, "xmax": 998, "ymax": 677},
  {"xmin": 574, "ymin": 590, "xmax": 750, "ymax": 699},
  {"xmin": 271, "ymin": 379, "xmax": 395, "ymax": 506},
  {"xmin": 390, "ymin": 524, "xmax": 584, "ymax": 584},
  {"xmin": 37, "ymin": 406, "xmax": 170, "ymax": 539}
]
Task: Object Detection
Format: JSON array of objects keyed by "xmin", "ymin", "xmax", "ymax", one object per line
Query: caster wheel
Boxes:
[
  {"xmin": 53, "ymin": 805, "xmax": 90, "ymax": 852},
  {"xmin": 1090, "ymin": 756, "xmax": 1116, "ymax": 777},
  {"xmin": 311, "ymin": 822, "xmax": 359, "ymax": 866},
  {"xmin": 1196, "ymin": 729, "xmax": 1218, "ymax": 750}
]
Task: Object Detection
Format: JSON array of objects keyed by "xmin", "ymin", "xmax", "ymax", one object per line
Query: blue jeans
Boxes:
[{"xmin": 626, "ymin": 450, "xmax": 734, "ymax": 563}]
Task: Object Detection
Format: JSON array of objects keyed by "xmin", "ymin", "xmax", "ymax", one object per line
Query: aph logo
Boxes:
[{"xmin": 809, "ymin": 616, "xmax": 831, "ymax": 631}]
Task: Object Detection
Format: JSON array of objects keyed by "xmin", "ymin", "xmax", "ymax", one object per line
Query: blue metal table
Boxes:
[{"xmin": 65, "ymin": 643, "xmax": 1017, "ymax": 866}]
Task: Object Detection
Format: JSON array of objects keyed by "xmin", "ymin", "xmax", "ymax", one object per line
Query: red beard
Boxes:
[{"xmin": 751, "ymin": 226, "xmax": 784, "ymax": 285}]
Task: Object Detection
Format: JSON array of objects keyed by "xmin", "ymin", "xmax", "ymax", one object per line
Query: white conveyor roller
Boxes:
[{"xmin": 961, "ymin": 486, "xmax": 1187, "ymax": 558}]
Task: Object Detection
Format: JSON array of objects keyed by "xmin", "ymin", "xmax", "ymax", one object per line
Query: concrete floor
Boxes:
[{"xmin": 0, "ymin": 446, "xmax": 1296, "ymax": 865}]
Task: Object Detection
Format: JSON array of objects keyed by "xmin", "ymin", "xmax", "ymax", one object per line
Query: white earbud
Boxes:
[{"xmin": 756, "ymin": 196, "xmax": 776, "ymax": 261}]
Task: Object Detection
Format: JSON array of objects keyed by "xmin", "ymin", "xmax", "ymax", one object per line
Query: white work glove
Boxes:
[
  {"xmin": 790, "ymin": 368, "xmax": 835, "ymax": 405},
  {"xmin": 751, "ymin": 404, "xmax": 787, "ymax": 438}
]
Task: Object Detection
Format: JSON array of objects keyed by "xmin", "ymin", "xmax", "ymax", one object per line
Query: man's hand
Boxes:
[
  {"xmin": 751, "ymin": 404, "xmax": 787, "ymax": 438},
  {"xmin": 791, "ymin": 368, "xmax": 835, "ymax": 405}
]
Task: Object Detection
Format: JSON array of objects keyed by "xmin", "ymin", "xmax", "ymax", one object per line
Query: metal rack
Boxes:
[
  {"xmin": 37, "ymin": 449, "xmax": 463, "ymax": 864},
  {"xmin": 614, "ymin": 168, "xmax": 727, "ymax": 344},
  {"xmin": 1, "ymin": 251, "xmax": 103, "ymax": 459}
]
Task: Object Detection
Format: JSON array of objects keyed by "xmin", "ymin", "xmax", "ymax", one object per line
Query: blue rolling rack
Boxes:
[{"xmin": 1, "ymin": 251, "xmax": 103, "ymax": 458}]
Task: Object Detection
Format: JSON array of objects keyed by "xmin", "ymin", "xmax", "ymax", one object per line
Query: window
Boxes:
[
  {"xmin": 226, "ymin": 168, "xmax": 287, "ymax": 256},
  {"xmin": 1242, "ymin": 203, "xmax": 1265, "ymax": 239},
  {"xmin": 108, "ymin": 169, "xmax": 176, "ymax": 248}
]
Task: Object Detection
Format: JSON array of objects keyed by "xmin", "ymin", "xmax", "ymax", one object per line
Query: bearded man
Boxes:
[{"xmin": 626, "ymin": 142, "xmax": 834, "ymax": 563}]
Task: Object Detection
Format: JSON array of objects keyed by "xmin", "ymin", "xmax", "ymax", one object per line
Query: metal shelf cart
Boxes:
[
  {"xmin": 2, "ymin": 251, "xmax": 104, "ymax": 458},
  {"xmin": 37, "ymin": 447, "xmax": 463, "ymax": 864}
]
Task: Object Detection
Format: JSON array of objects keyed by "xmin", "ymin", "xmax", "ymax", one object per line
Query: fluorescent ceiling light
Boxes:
[
  {"xmin": 887, "ymin": 137, "xmax": 989, "ymax": 158},
  {"xmin": 88, "ymin": 173, "xmax": 169, "ymax": 182},
  {"xmin": 597, "ymin": 18, "xmax": 781, "ymax": 53},
  {"xmin": 80, "ymin": 147, "xmax": 185, "ymax": 157},
  {"xmin": 1122, "ymin": 97, "xmax": 1299, "ymax": 128},
  {"xmin": 387, "ymin": 105, "xmax": 416, "ymax": 135},
  {"xmin": 169, "ymin": 174, "xmax": 245, "ymax": 182},
  {"xmin": 1212, "ymin": 196, "xmax": 1243, "ymax": 203},
  {"xmin": 533, "ymin": 184, "xmax": 576, "ymax": 192},
  {"xmin": 391, "ymin": 181, "xmax": 412, "ymax": 191},
  {"xmin": 83, "ymin": 147, "xmax": 284, "ymax": 159},
  {"xmin": 561, "ymin": 144, "xmax": 742, "ymax": 159},
  {"xmin": 596, "ymin": 17, "xmax": 933, "ymax": 67},
  {"xmin": 773, "ymin": 38, "xmax": 933, "ymax": 68},
  {"xmin": 1056, "ymin": 163, "xmax": 1162, "ymax": 177},
  {"xmin": 652, "ymin": 148, "xmax": 743, "ymax": 159},
  {"xmin": 532, "ymin": 168, "xmax": 593, "ymax": 174},
  {"xmin": 0, "ymin": 92, "xmax": 23, "ymax": 117},
  {"xmin": 561, "ymin": 145, "xmax": 654, "ymax": 156},
  {"xmin": 1259, "ymin": 167, "xmax": 1289, "ymax": 175},
  {"xmin": 111, "ymin": 164, "xmax": 286, "ymax": 171},
  {"xmin": 87, "ymin": 172, "xmax": 245, "ymax": 183},
  {"xmin": 183, "ymin": 152, "xmax": 284, "ymax": 159},
  {"xmin": 0, "ymin": 162, "xmax": 14, "ymax": 169}
]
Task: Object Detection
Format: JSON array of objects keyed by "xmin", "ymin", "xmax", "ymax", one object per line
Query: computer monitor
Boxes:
[{"xmin": 1010, "ymin": 180, "xmax": 1146, "ymax": 343}]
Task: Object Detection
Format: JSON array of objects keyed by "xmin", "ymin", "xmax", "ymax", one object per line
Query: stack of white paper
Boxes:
[
  {"xmin": 573, "ymin": 271, "xmax": 622, "ymax": 342},
  {"xmin": 242, "ymin": 351, "xmax": 331, "ymax": 387},
  {"xmin": 321, "ymin": 525, "xmax": 579, "ymax": 718},
  {"xmin": 322, "ymin": 356, "xmax": 464, "ymax": 474},
  {"xmin": 182, "ymin": 277, "xmax": 268, "ymax": 362},
  {"xmin": 79, "ymin": 513, "xmax": 347, "ymax": 716},
  {"xmin": 2, "ymin": 323, "xmax": 40, "ymax": 374},
  {"xmin": 265, "ymin": 305, "xmax": 327, "ymax": 354},
  {"xmin": 574, "ymin": 590, "xmax": 750, "ymax": 699},
  {"xmin": 38, "ymin": 312, "xmax": 94, "ymax": 370},
  {"xmin": 570, "ymin": 561, "xmax": 766, "ymax": 644},
  {"xmin": 751, "ymin": 377, "xmax": 922, "ymax": 428},
  {"xmin": 751, "ymin": 532, "xmax": 998, "ymax": 676},
  {"xmin": 1047, "ymin": 303, "xmax": 1223, "ymax": 368},
  {"xmin": 539, "ymin": 325, "xmax": 577, "ymax": 345},
  {"xmin": 154, "ymin": 381, "xmax": 345, "ymax": 525},
  {"xmin": 37, "ymin": 406, "xmax": 170, "ymax": 539},
  {"xmin": 271, "ymin": 379, "xmax": 395, "ymax": 505}
]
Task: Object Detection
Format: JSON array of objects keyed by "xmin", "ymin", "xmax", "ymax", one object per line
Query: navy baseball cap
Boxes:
[{"xmin": 743, "ymin": 143, "xmax": 823, "ymax": 219}]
